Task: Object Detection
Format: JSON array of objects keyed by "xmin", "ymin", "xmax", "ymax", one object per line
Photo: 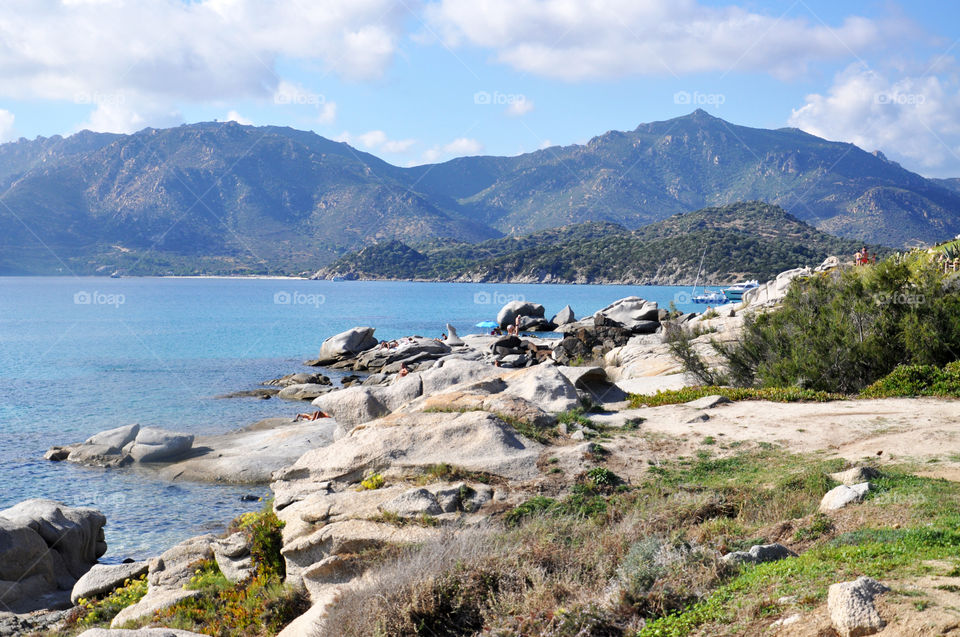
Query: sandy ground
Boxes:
[{"xmin": 594, "ymin": 397, "xmax": 960, "ymax": 466}]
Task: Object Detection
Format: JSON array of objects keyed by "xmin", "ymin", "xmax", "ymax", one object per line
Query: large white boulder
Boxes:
[
  {"xmin": 496, "ymin": 301, "xmax": 545, "ymax": 328},
  {"xmin": 502, "ymin": 363, "xmax": 580, "ymax": 413},
  {"xmin": 595, "ymin": 297, "xmax": 659, "ymax": 330},
  {"xmin": 0, "ymin": 499, "xmax": 107, "ymax": 612},
  {"xmin": 318, "ymin": 327, "xmax": 378, "ymax": 362},
  {"xmin": 127, "ymin": 427, "xmax": 194, "ymax": 463},
  {"xmin": 272, "ymin": 410, "xmax": 544, "ymax": 493}
]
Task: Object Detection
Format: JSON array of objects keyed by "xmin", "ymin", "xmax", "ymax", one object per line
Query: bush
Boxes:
[
  {"xmin": 234, "ymin": 503, "xmax": 286, "ymax": 578},
  {"xmin": 861, "ymin": 363, "xmax": 960, "ymax": 398},
  {"xmin": 71, "ymin": 574, "xmax": 148, "ymax": 627},
  {"xmin": 361, "ymin": 473, "xmax": 386, "ymax": 490},
  {"xmin": 628, "ymin": 385, "xmax": 844, "ymax": 408},
  {"xmin": 615, "ymin": 537, "xmax": 727, "ymax": 617},
  {"xmin": 714, "ymin": 257, "xmax": 960, "ymax": 393}
]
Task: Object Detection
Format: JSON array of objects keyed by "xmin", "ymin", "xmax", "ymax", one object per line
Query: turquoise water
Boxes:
[{"xmin": 0, "ymin": 277, "xmax": 699, "ymax": 560}]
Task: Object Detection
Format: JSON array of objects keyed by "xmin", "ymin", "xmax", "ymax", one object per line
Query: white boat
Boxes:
[
  {"xmin": 692, "ymin": 290, "xmax": 728, "ymax": 304},
  {"xmin": 722, "ymin": 280, "xmax": 759, "ymax": 302}
]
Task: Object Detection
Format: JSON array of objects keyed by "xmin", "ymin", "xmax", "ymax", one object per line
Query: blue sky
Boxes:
[{"xmin": 2, "ymin": 1, "xmax": 960, "ymax": 176}]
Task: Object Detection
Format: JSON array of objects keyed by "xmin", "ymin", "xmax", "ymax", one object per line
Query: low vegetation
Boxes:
[
  {"xmin": 628, "ymin": 386, "xmax": 845, "ymax": 408},
  {"xmin": 313, "ymin": 445, "xmax": 960, "ymax": 636},
  {"xmin": 860, "ymin": 361, "xmax": 960, "ymax": 398}
]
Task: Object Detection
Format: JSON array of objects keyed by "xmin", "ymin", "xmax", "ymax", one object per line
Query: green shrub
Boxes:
[
  {"xmin": 629, "ymin": 385, "xmax": 844, "ymax": 408},
  {"xmin": 860, "ymin": 363, "xmax": 960, "ymax": 398},
  {"xmin": 714, "ymin": 257, "xmax": 960, "ymax": 393},
  {"xmin": 361, "ymin": 473, "xmax": 386, "ymax": 490},
  {"xmin": 234, "ymin": 503, "xmax": 286, "ymax": 578},
  {"xmin": 585, "ymin": 466, "xmax": 621, "ymax": 488},
  {"xmin": 73, "ymin": 574, "xmax": 148, "ymax": 627}
]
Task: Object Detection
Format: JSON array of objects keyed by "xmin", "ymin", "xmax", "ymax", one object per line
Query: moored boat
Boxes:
[{"xmin": 722, "ymin": 280, "xmax": 759, "ymax": 302}]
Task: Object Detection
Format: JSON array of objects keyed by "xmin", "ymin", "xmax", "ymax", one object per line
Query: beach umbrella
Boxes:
[{"xmin": 475, "ymin": 320, "xmax": 499, "ymax": 328}]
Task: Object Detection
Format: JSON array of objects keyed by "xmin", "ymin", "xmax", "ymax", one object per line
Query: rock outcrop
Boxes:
[
  {"xmin": 0, "ymin": 499, "xmax": 107, "ymax": 612},
  {"xmin": 315, "ymin": 327, "xmax": 379, "ymax": 365},
  {"xmin": 71, "ymin": 561, "xmax": 149, "ymax": 604},
  {"xmin": 48, "ymin": 425, "xmax": 194, "ymax": 468}
]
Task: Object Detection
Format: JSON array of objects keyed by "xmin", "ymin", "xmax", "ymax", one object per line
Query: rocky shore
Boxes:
[{"xmin": 16, "ymin": 256, "xmax": 960, "ymax": 635}]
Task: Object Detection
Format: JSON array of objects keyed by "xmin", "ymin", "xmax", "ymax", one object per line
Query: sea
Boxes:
[{"xmin": 0, "ymin": 277, "xmax": 702, "ymax": 561}]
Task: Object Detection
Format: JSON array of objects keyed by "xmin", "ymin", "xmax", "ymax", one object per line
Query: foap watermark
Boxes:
[
  {"xmin": 673, "ymin": 90, "xmax": 726, "ymax": 107},
  {"xmin": 74, "ymin": 290, "xmax": 125, "ymax": 308},
  {"xmin": 473, "ymin": 90, "xmax": 527, "ymax": 107},
  {"xmin": 73, "ymin": 91, "xmax": 126, "ymax": 107},
  {"xmin": 473, "ymin": 290, "xmax": 525, "ymax": 305},
  {"xmin": 673, "ymin": 291, "xmax": 693, "ymax": 304},
  {"xmin": 874, "ymin": 291, "xmax": 925, "ymax": 306},
  {"xmin": 273, "ymin": 290, "xmax": 325, "ymax": 307},
  {"xmin": 274, "ymin": 88, "xmax": 325, "ymax": 107},
  {"xmin": 875, "ymin": 92, "xmax": 926, "ymax": 106}
]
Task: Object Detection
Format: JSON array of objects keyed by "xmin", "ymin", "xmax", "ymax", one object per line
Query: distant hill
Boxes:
[
  {"xmin": 0, "ymin": 112, "xmax": 957, "ymax": 275},
  {"xmin": 316, "ymin": 202, "xmax": 887, "ymax": 285}
]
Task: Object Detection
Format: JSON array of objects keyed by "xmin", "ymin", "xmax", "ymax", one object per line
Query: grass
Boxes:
[
  {"xmin": 320, "ymin": 446, "xmax": 928, "ymax": 636},
  {"xmin": 423, "ymin": 406, "xmax": 559, "ymax": 444},
  {"xmin": 628, "ymin": 386, "xmax": 847, "ymax": 408},
  {"xmin": 407, "ymin": 463, "xmax": 496, "ymax": 485}
]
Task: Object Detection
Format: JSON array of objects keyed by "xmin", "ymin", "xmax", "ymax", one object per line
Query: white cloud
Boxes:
[
  {"xmin": 0, "ymin": 0, "xmax": 405, "ymax": 129},
  {"xmin": 0, "ymin": 110, "xmax": 14, "ymax": 141},
  {"xmin": 425, "ymin": 0, "xmax": 905, "ymax": 80},
  {"xmin": 538, "ymin": 139, "xmax": 552, "ymax": 149},
  {"xmin": 788, "ymin": 63, "xmax": 960, "ymax": 176},
  {"xmin": 317, "ymin": 102, "xmax": 337, "ymax": 125},
  {"xmin": 225, "ymin": 110, "xmax": 253, "ymax": 125},
  {"xmin": 344, "ymin": 130, "xmax": 417, "ymax": 154},
  {"xmin": 80, "ymin": 96, "xmax": 182, "ymax": 133},
  {"xmin": 423, "ymin": 137, "xmax": 484, "ymax": 162},
  {"xmin": 506, "ymin": 98, "xmax": 534, "ymax": 116}
]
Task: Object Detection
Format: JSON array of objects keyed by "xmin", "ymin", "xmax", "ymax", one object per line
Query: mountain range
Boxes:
[{"xmin": 0, "ymin": 110, "xmax": 957, "ymax": 275}]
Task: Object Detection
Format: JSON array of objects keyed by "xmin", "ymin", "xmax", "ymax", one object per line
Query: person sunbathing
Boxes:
[{"xmin": 294, "ymin": 410, "xmax": 330, "ymax": 421}]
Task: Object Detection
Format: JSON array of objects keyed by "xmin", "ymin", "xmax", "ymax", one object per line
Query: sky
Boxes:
[{"xmin": 1, "ymin": 0, "xmax": 960, "ymax": 176}]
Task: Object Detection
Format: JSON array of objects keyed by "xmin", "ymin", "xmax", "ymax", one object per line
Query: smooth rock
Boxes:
[
  {"xmin": 148, "ymin": 534, "xmax": 216, "ymax": 590},
  {"xmin": 685, "ymin": 395, "xmax": 732, "ymax": 410},
  {"xmin": 820, "ymin": 483, "xmax": 871, "ymax": 511},
  {"xmin": 551, "ymin": 305, "xmax": 575, "ymax": 326},
  {"xmin": 595, "ymin": 297, "xmax": 659, "ymax": 331},
  {"xmin": 445, "ymin": 324, "xmax": 464, "ymax": 346},
  {"xmin": 272, "ymin": 410, "xmax": 544, "ymax": 491},
  {"xmin": 0, "ymin": 499, "xmax": 106, "ymax": 580},
  {"xmin": 496, "ymin": 301, "xmax": 545, "ymax": 328},
  {"xmin": 127, "ymin": 428, "xmax": 194, "ymax": 463},
  {"xmin": 278, "ymin": 383, "xmax": 336, "ymax": 401},
  {"xmin": 213, "ymin": 533, "xmax": 254, "ymax": 583},
  {"xmin": 67, "ymin": 444, "xmax": 128, "ymax": 467},
  {"xmin": 312, "ymin": 387, "xmax": 390, "ymax": 431},
  {"xmin": 71, "ymin": 561, "xmax": 148, "ymax": 604},
  {"xmin": 378, "ymin": 488, "xmax": 442, "ymax": 517},
  {"xmin": 318, "ymin": 327, "xmax": 378, "ymax": 362},
  {"xmin": 721, "ymin": 543, "xmax": 797, "ymax": 566},
  {"xmin": 85, "ymin": 424, "xmax": 140, "ymax": 449},
  {"xmin": 829, "ymin": 467, "xmax": 881, "ymax": 486},
  {"xmin": 828, "ymin": 576, "xmax": 889, "ymax": 637},
  {"xmin": 502, "ymin": 363, "xmax": 580, "ymax": 412},
  {"xmin": 110, "ymin": 589, "xmax": 200, "ymax": 628}
]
